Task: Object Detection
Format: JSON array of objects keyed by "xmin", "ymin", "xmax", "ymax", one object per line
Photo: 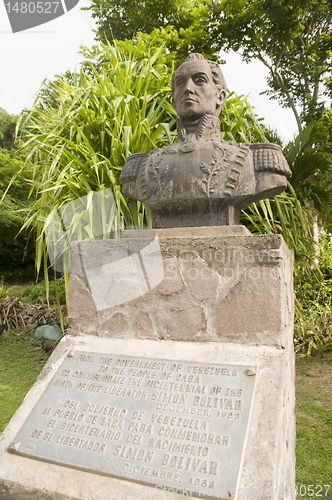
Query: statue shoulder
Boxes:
[
  {"xmin": 120, "ymin": 152, "xmax": 148, "ymax": 183},
  {"xmin": 248, "ymin": 143, "xmax": 292, "ymax": 178},
  {"xmin": 120, "ymin": 152, "xmax": 150, "ymax": 199}
]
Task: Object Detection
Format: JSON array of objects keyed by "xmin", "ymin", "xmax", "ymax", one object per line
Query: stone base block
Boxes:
[
  {"xmin": 68, "ymin": 227, "xmax": 293, "ymax": 350},
  {"xmin": 0, "ymin": 336, "xmax": 295, "ymax": 500}
]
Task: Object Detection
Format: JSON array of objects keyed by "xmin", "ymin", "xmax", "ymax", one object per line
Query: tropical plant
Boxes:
[
  {"xmin": 284, "ymin": 123, "xmax": 332, "ymax": 231},
  {"xmin": 294, "ymin": 231, "xmax": 332, "ymax": 355},
  {"xmin": 15, "ymin": 42, "xmax": 175, "ymax": 310},
  {"xmin": 0, "ymin": 111, "xmax": 18, "ymax": 150},
  {"xmin": 220, "ymin": 91, "xmax": 267, "ymax": 143},
  {"xmin": 241, "ymin": 186, "xmax": 315, "ymax": 276},
  {"xmin": 84, "ymin": 0, "xmax": 212, "ymax": 64},
  {"xmin": 0, "ymin": 146, "xmax": 35, "ymax": 278},
  {"xmin": 0, "ymin": 277, "xmax": 10, "ymax": 299},
  {"xmin": 317, "ymin": 107, "xmax": 332, "ymax": 156}
]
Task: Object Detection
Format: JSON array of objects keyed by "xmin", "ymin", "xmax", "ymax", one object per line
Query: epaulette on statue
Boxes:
[
  {"xmin": 249, "ymin": 143, "xmax": 292, "ymax": 178},
  {"xmin": 120, "ymin": 152, "xmax": 147, "ymax": 200}
]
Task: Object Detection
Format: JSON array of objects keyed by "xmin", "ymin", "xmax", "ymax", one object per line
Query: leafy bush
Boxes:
[
  {"xmin": 0, "ymin": 147, "xmax": 35, "ymax": 279},
  {"xmin": 0, "ymin": 277, "xmax": 10, "ymax": 298},
  {"xmin": 294, "ymin": 231, "xmax": 332, "ymax": 354},
  {"xmin": 18, "ymin": 276, "xmax": 66, "ymax": 305},
  {"xmin": 0, "ymin": 111, "xmax": 18, "ymax": 150}
]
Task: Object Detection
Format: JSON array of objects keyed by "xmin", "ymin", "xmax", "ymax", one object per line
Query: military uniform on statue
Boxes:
[{"xmin": 120, "ymin": 53, "xmax": 291, "ymax": 227}]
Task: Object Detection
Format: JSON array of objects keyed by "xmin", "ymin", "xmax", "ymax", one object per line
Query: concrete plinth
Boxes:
[
  {"xmin": 68, "ymin": 227, "xmax": 293, "ymax": 351},
  {"xmin": 0, "ymin": 227, "xmax": 295, "ymax": 500}
]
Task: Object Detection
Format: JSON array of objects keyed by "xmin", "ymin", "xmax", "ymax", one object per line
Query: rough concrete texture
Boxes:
[
  {"xmin": 0, "ymin": 483, "xmax": 68, "ymax": 500},
  {"xmin": 68, "ymin": 228, "xmax": 293, "ymax": 349},
  {"xmin": 0, "ymin": 336, "xmax": 295, "ymax": 500}
]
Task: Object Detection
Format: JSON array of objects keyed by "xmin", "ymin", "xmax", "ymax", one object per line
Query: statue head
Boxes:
[{"xmin": 171, "ymin": 53, "xmax": 227, "ymax": 120}]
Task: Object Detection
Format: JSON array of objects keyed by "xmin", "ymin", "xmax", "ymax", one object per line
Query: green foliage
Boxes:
[
  {"xmin": 82, "ymin": 28, "xmax": 214, "ymax": 69},
  {"xmin": 0, "ymin": 115, "xmax": 30, "ymax": 235},
  {"xmin": 85, "ymin": 0, "xmax": 332, "ymax": 131},
  {"xmin": 209, "ymin": 0, "xmax": 332, "ymax": 129},
  {"xmin": 241, "ymin": 185, "xmax": 315, "ymax": 276},
  {"xmin": 0, "ymin": 146, "xmax": 35, "ymax": 277},
  {"xmin": 315, "ymin": 107, "xmax": 332, "ymax": 156},
  {"xmin": 260, "ymin": 126, "xmax": 284, "ymax": 148},
  {"xmin": 84, "ymin": 0, "xmax": 213, "ymax": 63},
  {"xmin": 0, "ymin": 112, "xmax": 35, "ymax": 278},
  {"xmin": 0, "ymin": 148, "xmax": 31, "ymax": 230},
  {"xmin": 0, "ymin": 277, "xmax": 10, "ymax": 298},
  {"xmin": 294, "ymin": 232, "xmax": 332, "ymax": 355},
  {"xmin": 284, "ymin": 122, "xmax": 332, "ymax": 231},
  {"xmin": 295, "ymin": 294, "xmax": 332, "ymax": 356},
  {"xmin": 80, "ymin": 37, "xmax": 169, "ymax": 71},
  {"xmin": 18, "ymin": 276, "xmax": 66, "ymax": 305},
  {"xmin": 0, "ymin": 111, "xmax": 18, "ymax": 150},
  {"xmin": 220, "ymin": 91, "xmax": 267, "ymax": 143}
]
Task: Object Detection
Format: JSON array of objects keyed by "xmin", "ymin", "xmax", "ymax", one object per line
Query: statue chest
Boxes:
[{"xmin": 138, "ymin": 140, "xmax": 253, "ymax": 204}]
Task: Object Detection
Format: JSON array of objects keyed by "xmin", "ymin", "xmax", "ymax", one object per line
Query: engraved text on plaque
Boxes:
[{"xmin": 9, "ymin": 352, "xmax": 256, "ymax": 499}]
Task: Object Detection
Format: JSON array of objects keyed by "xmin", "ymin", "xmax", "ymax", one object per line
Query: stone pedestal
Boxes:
[
  {"xmin": 68, "ymin": 226, "xmax": 293, "ymax": 351},
  {"xmin": 0, "ymin": 227, "xmax": 295, "ymax": 500}
]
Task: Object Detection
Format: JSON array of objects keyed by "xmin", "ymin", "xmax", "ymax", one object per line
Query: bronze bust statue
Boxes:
[{"xmin": 120, "ymin": 53, "xmax": 291, "ymax": 227}]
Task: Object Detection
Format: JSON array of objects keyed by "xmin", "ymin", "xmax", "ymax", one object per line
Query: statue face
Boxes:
[{"xmin": 172, "ymin": 60, "xmax": 222, "ymax": 120}]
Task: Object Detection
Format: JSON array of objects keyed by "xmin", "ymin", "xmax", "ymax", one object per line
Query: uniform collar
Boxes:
[{"xmin": 177, "ymin": 114, "xmax": 221, "ymax": 142}]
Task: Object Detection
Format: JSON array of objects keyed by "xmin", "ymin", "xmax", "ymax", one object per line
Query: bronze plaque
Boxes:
[{"xmin": 9, "ymin": 351, "xmax": 256, "ymax": 499}]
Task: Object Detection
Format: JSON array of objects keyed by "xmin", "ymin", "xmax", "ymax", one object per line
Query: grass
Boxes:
[
  {"xmin": 295, "ymin": 353, "xmax": 332, "ymax": 497},
  {"xmin": 0, "ymin": 329, "xmax": 331, "ymax": 496},
  {"xmin": 12, "ymin": 277, "xmax": 66, "ymax": 305},
  {"xmin": 0, "ymin": 329, "xmax": 51, "ymax": 434}
]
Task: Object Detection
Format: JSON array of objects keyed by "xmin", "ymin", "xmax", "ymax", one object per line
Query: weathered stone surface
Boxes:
[
  {"xmin": 215, "ymin": 266, "xmax": 282, "ymax": 342},
  {"xmin": 180, "ymin": 253, "xmax": 219, "ymax": 300},
  {"xmin": 69, "ymin": 230, "xmax": 293, "ymax": 349},
  {"xmin": 99, "ymin": 312, "xmax": 131, "ymax": 338},
  {"xmin": 136, "ymin": 310, "xmax": 157, "ymax": 339},
  {"xmin": 154, "ymin": 258, "xmax": 185, "ymax": 296},
  {"xmin": 156, "ymin": 225, "xmax": 251, "ymax": 237},
  {"xmin": 155, "ymin": 304, "xmax": 207, "ymax": 340},
  {"xmin": 68, "ymin": 273, "xmax": 97, "ymax": 319}
]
